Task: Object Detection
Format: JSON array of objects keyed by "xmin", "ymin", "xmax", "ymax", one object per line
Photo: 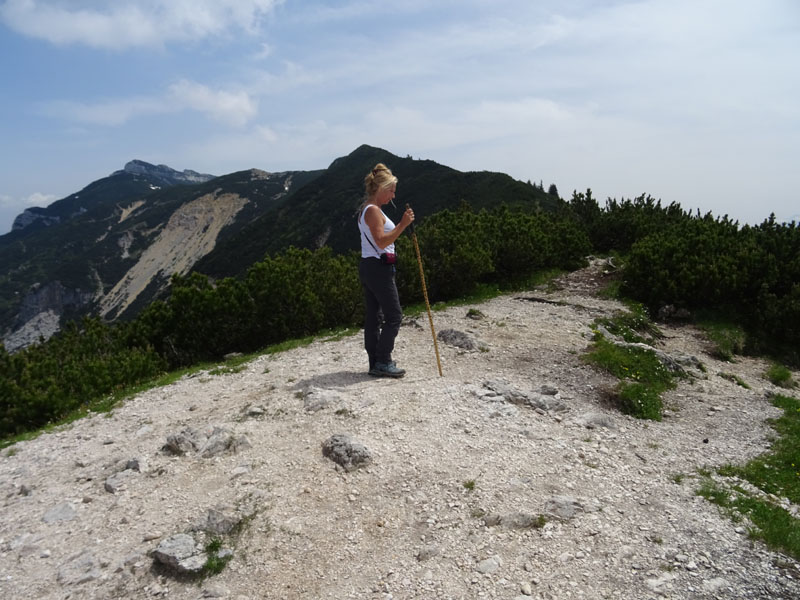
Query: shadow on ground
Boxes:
[{"xmin": 291, "ymin": 370, "xmax": 374, "ymax": 390}]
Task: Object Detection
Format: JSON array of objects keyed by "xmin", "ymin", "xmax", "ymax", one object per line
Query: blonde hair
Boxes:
[{"xmin": 363, "ymin": 163, "xmax": 398, "ymax": 201}]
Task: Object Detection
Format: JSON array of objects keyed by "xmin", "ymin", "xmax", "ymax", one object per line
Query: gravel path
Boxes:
[{"xmin": 2, "ymin": 259, "xmax": 798, "ymax": 599}]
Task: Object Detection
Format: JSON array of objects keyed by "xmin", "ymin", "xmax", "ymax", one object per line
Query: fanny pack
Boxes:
[{"xmin": 363, "ymin": 230, "xmax": 397, "ymax": 266}]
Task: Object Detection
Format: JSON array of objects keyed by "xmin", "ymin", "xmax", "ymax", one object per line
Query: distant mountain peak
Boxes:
[{"xmin": 118, "ymin": 160, "xmax": 216, "ymax": 186}]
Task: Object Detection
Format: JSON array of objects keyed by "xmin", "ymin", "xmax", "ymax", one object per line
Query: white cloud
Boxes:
[
  {"xmin": 37, "ymin": 81, "xmax": 257, "ymax": 127},
  {"xmin": 24, "ymin": 192, "xmax": 57, "ymax": 207},
  {"xmin": 168, "ymin": 80, "xmax": 258, "ymax": 127},
  {"xmin": 255, "ymin": 125, "xmax": 278, "ymax": 142},
  {"xmin": 0, "ymin": 0, "xmax": 283, "ymax": 49},
  {"xmin": 286, "ymin": 0, "xmax": 434, "ymax": 26},
  {"xmin": 170, "ymin": 119, "xmax": 358, "ymax": 174},
  {"xmin": 0, "ymin": 192, "xmax": 55, "ymax": 208},
  {"xmin": 38, "ymin": 97, "xmax": 166, "ymax": 126},
  {"xmin": 0, "ymin": 192, "xmax": 57, "ymax": 235},
  {"xmin": 4, "ymin": 0, "xmax": 797, "ymax": 231}
]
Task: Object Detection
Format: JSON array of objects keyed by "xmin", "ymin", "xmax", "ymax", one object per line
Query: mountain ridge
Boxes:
[
  {"xmin": 194, "ymin": 144, "xmax": 559, "ymax": 277},
  {"xmin": 1, "ymin": 147, "xmax": 559, "ymax": 350},
  {"xmin": 10, "ymin": 160, "xmax": 217, "ymax": 233},
  {"xmin": 115, "ymin": 160, "xmax": 216, "ymax": 187}
]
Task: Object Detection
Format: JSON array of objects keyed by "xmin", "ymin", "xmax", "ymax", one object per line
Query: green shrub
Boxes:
[
  {"xmin": 766, "ymin": 363, "xmax": 796, "ymax": 388},
  {"xmin": 0, "ymin": 318, "xmax": 165, "ymax": 437},
  {"xmin": 568, "ymin": 191, "xmax": 690, "ymax": 254},
  {"xmin": 621, "ymin": 212, "xmax": 800, "ymax": 364},
  {"xmin": 395, "ymin": 203, "xmax": 589, "ymax": 303},
  {"xmin": 414, "ymin": 208, "xmax": 494, "ymax": 300}
]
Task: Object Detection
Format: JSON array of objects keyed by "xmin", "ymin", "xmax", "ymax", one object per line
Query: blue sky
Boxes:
[{"xmin": 1, "ymin": 0, "xmax": 798, "ymax": 234}]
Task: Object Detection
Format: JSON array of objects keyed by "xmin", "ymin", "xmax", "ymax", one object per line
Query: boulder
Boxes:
[
  {"xmin": 151, "ymin": 534, "xmax": 206, "ymax": 575},
  {"xmin": 438, "ymin": 329, "xmax": 481, "ymax": 351},
  {"xmin": 322, "ymin": 434, "xmax": 372, "ymax": 472}
]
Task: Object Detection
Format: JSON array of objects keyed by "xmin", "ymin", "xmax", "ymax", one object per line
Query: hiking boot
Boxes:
[{"xmin": 370, "ymin": 361, "xmax": 405, "ymax": 378}]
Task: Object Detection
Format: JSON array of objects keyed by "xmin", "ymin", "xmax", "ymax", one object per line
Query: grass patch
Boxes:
[
  {"xmin": 509, "ymin": 268, "xmax": 565, "ymax": 292},
  {"xmin": 583, "ymin": 335, "xmax": 676, "ymax": 421},
  {"xmin": 697, "ymin": 315, "xmax": 747, "ymax": 361},
  {"xmin": 766, "ymin": 363, "xmax": 797, "ymax": 389},
  {"xmin": 202, "ymin": 538, "xmax": 232, "ymax": 576},
  {"xmin": 466, "ymin": 308, "xmax": 485, "ymax": 319},
  {"xmin": 718, "ymin": 372, "xmax": 751, "ymax": 389},
  {"xmin": 263, "ymin": 335, "xmax": 316, "ymax": 354},
  {"xmin": 463, "ymin": 479, "xmax": 476, "ymax": 491},
  {"xmin": 697, "ymin": 394, "xmax": 800, "ymax": 559},
  {"xmin": 583, "ymin": 303, "xmax": 677, "ymax": 421},
  {"xmin": 1, "ymin": 427, "xmax": 45, "ymax": 451},
  {"xmin": 597, "ymin": 277, "xmax": 622, "ymax": 300},
  {"xmin": 616, "ymin": 382, "xmax": 666, "ymax": 421},
  {"xmin": 595, "ymin": 303, "xmax": 664, "ymax": 344},
  {"xmin": 320, "ymin": 326, "xmax": 360, "ymax": 343},
  {"xmin": 530, "ymin": 514, "xmax": 548, "ymax": 529},
  {"xmin": 718, "ymin": 394, "xmax": 800, "ymax": 503}
]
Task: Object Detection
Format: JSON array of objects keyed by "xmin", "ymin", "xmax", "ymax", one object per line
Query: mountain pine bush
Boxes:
[{"xmin": 3, "ymin": 197, "xmax": 799, "ymax": 441}]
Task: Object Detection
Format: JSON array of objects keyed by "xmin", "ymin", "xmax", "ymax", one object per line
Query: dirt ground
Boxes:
[{"xmin": 2, "ymin": 258, "xmax": 799, "ymax": 599}]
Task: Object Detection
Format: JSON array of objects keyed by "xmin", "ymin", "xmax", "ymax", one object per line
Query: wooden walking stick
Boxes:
[{"xmin": 406, "ymin": 204, "xmax": 443, "ymax": 376}]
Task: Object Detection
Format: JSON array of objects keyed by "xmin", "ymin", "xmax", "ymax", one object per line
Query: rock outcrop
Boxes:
[
  {"xmin": 118, "ymin": 160, "xmax": 215, "ymax": 186},
  {"xmin": 3, "ymin": 281, "xmax": 95, "ymax": 352}
]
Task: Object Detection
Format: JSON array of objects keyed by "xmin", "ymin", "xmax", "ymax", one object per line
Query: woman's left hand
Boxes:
[{"xmin": 401, "ymin": 207, "xmax": 415, "ymax": 228}]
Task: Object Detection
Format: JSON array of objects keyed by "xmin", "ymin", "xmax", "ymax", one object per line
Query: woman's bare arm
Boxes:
[{"xmin": 364, "ymin": 205, "xmax": 415, "ymax": 249}]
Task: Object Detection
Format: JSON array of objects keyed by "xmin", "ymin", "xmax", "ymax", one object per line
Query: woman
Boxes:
[{"xmin": 358, "ymin": 163, "xmax": 415, "ymax": 377}]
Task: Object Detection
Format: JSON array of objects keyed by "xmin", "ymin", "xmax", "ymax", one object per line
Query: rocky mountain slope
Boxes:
[
  {"xmin": 0, "ymin": 164, "xmax": 318, "ymax": 350},
  {"xmin": 1, "ymin": 260, "xmax": 798, "ymax": 600},
  {"xmin": 1, "ymin": 145, "xmax": 556, "ymax": 351}
]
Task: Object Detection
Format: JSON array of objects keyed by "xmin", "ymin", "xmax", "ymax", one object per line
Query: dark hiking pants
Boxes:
[{"xmin": 359, "ymin": 257, "xmax": 402, "ymax": 367}]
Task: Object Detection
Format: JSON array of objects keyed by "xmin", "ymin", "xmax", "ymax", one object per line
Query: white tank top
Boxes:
[{"xmin": 359, "ymin": 205, "xmax": 395, "ymax": 258}]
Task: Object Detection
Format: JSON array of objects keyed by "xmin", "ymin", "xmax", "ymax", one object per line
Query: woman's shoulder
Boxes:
[{"xmin": 363, "ymin": 204, "xmax": 384, "ymax": 221}]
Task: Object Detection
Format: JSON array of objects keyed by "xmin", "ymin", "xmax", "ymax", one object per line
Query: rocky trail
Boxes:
[{"xmin": 1, "ymin": 259, "xmax": 799, "ymax": 599}]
